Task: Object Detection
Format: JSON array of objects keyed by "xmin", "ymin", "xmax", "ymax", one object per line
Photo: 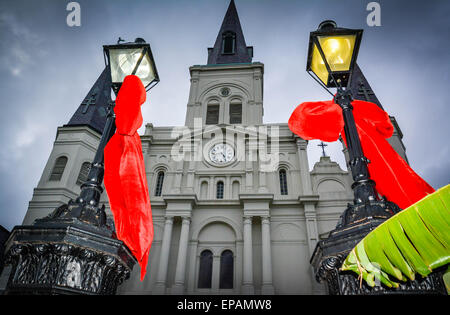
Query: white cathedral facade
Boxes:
[{"xmin": 21, "ymin": 1, "xmax": 407, "ymax": 295}]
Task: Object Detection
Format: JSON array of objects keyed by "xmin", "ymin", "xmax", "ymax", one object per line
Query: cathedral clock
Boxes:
[{"xmin": 208, "ymin": 143, "xmax": 235, "ymax": 165}]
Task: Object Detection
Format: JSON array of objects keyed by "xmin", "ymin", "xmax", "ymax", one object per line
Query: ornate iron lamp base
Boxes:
[
  {"xmin": 323, "ymin": 262, "xmax": 446, "ymax": 295},
  {"xmin": 311, "ymin": 200, "xmax": 447, "ymax": 295},
  {"xmin": 3, "ymin": 209, "xmax": 136, "ymax": 295}
]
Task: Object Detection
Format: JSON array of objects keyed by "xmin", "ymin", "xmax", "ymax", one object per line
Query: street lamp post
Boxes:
[
  {"xmin": 307, "ymin": 21, "xmax": 446, "ymax": 295},
  {"xmin": 3, "ymin": 38, "xmax": 159, "ymax": 295}
]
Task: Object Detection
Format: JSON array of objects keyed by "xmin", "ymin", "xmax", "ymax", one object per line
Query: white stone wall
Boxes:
[
  {"xmin": 116, "ymin": 120, "xmax": 353, "ymax": 295},
  {"xmin": 22, "ymin": 126, "xmax": 104, "ymax": 225},
  {"xmin": 185, "ymin": 63, "xmax": 264, "ymax": 127}
]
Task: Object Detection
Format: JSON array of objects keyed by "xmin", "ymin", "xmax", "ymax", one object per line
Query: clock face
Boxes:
[{"xmin": 209, "ymin": 143, "xmax": 235, "ymax": 165}]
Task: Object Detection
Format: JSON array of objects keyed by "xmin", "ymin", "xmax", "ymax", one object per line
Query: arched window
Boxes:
[
  {"xmin": 198, "ymin": 250, "xmax": 213, "ymax": 289},
  {"xmin": 76, "ymin": 162, "xmax": 91, "ymax": 186},
  {"xmin": 279, "ymin": 169, "xmax": 288, "ymax": 195},
  {"xmin": 206, "ymin": 103, "xmax": 220, "ymax": 125},
  {"xmin": 200, "ymin": 181, "xmax": 209, "ymax": 199},
  {"xmin": 155, "ymin": 171, "xmax": 165, "ymax": 196},
  {"xmin": 219, "ymin": 250, "xmax": 234, "ymax": 289},
  {"xmin": 49, "ymin": 156, "xmax": 68, "ymax": 181},
  {"xmin": 216, "ymin": 181, "xmax": 224, "ymax": 199},
  {"xmin": 229, "ymin": 101, "xmax": 242, "ymax": 124},
  {"xmin": 222, "ymin": 31, "xmax": 236, "ymax": 54}
]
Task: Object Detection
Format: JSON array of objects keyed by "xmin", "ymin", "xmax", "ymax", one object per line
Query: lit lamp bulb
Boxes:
[
  {"xmin": 318, "ymin": 35, "xmax": 355, "ymax": 71},
  {"xmin": 310, "ymin": 34, "xmax": 357, "ymax": 86}
]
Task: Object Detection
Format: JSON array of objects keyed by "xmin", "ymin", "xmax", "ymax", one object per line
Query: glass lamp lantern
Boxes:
[
  {"xmin": 104, "ymin": 38, "xmax": 160, "ymax": 94},
  {"xmin": 306, "ymin": 21, "xmax": 363, "ymax": 88}
]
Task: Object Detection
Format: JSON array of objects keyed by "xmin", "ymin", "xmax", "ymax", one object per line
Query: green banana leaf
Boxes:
[{"xmin": 341, "ymin": 184, "xmax": 450, "ymax": 290}]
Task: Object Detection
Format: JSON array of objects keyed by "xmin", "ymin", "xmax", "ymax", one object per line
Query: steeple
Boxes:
[
  {"xmin": 348, "ymin": 64, "xmax": 409, "ymax": 163},
  {"xmin": 207, "ymin": 0, "xmax": 253, "ymax": 65},
  {"xmin": 186, "ymin": 0, "xmax": 263, "ymax": 127},
  {"xmin": 65, "ymin": 67, "xmax": 112, "ymax": 133},
  {"xmin": 349, "ymin": 64, "xmax": 383, "ymax": 109}
]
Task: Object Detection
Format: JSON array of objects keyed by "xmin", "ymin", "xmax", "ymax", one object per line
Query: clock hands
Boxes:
[{"xmin": 209, "ymin": 143, "xmax": 234, "ymax": 164}]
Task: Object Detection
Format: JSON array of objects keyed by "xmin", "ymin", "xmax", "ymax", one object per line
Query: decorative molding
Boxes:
[{"xmin": 192, "ymin": 216, "xmax": 242, "ymax": 241}]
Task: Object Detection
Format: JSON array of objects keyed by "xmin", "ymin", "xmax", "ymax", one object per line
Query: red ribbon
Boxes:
[
  {"xmin": 288, "ymin": 99, "xmax": 434, "ymax": 210},
  {"xmin": 104, "ymin": 75, "xmax": 153, "ymax": 281}
]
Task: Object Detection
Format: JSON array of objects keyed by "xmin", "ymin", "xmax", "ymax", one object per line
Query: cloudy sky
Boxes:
[{"xmin": 0, "ymin": 0, "xmax": 448, "ymax": 231}]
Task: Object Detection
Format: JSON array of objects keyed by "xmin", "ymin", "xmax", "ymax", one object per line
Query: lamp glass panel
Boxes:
[
  {"xmin": 108, "ymin": 47, "xmax": 155, "ymax": 87},
  {"xmin": 318, "ymin": 34, "xmax": 356, "ymax": 72},
  {"xmin": 310, "ymin": 43, "xmax": 329, "ymax": 85},
  {"xmin": 135, "ymin": 52, "xmax": 156, "ymax": 88}
]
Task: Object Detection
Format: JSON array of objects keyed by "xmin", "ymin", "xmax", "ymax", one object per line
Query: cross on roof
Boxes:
[
  {"xmin": 81, "ymin": 92, "xmax": 97, "ymax": 114},
  {"xmin": 66, "ymin": 67, "xmax": 112, "ymax": 134},
  {"xmin": 357, "ymin": 80, "xmax": 375, "ymax": 101},
  {"xmin": 318, "ymin": 142, "xmax": 328, "ymax": 157}
]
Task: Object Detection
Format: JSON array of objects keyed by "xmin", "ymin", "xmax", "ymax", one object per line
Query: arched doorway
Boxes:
[{"xmin": 196, "ymin": 221, "xmax": 236, "ymax": 294}]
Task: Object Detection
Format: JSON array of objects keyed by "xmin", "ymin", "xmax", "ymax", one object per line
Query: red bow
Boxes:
[
  {"xmin": 288, "ymin": 99, "xmax": 434, "ymax": 210},
  {"xmin": 104, "ymin": 75, "xmax": 153, "ymax": 281}
]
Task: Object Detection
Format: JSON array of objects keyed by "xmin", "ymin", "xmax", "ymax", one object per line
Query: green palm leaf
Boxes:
[{"xmin": 341, "ymin": 184, "xmax": 450, "ymax": 289}]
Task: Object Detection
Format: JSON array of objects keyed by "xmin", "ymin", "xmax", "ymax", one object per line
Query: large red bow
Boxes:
[
  {"xmin": 104, "ymin": 75, "xmax": 153, "ymax": 281},
  {"xmin": 288, "ymin": 99, "xmax": 434, "ymax": 210}
]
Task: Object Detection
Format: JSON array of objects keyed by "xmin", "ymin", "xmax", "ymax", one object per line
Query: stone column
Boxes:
[
  {"xmin": 212, "ymin": 254, "xmax": 221, "ymax": 292},
  {"xmin": 258, "ymin": 131, "xmax": 269, "ymax": 193},
  {"xmin": 172, "ymin": 217, "xmax": 191, "ymax": 294},
  {"xmin": 242, "ymin": 216, "xmax": 254, "ymax": 294},
  {"xmin": 209, "ymin": 176, "xmax": 214, "ymax": 199},
  {"xmin": 246, "ymin": 131, "xmax": 258, "ymax": 192},
  {"xmin": 258, "ymin": 171, "xmax": 268, "ymax": 193},
  {"xmin": 297, "ymin": 138, "xmax": 323, "ymax": 293},
  {"xmin": 261, "ymin": 216, "xmax": 275, "ymax": 294},
  {"xmin": 296, "ymin": 139, "xmax": 313, "ymax": 195},
  {"xmin": 245, "ymin": 153, "xmax": 254, "ymax": 192},
  {"xmin": 225, "ymin": 176, "xmax": 231, "ymax": 199},
  {"xmin": 171, "ymin": 160, "xmax": 184, "ymax": 193},
  {"xmin": 304, "ymin": 201, "xmax": 323, "ymax": 295},
  {"xmin": 154, "ymin": 216, "xmax": 174, "ymax": 294},
  {"xmin": 186, "ymin": 164, "xmax": 195, "ymax": 193},
  {"xmin": 304, "ymin": 204, "xmax": 319, "ymax": 258},
  {"xmin": 187, "ymin": 240, "xmax": 198, "ymax": 294}
]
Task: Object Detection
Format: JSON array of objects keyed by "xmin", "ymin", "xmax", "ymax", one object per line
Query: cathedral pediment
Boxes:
[{"xmin": 172, "ymin": 123, "xmax": 272, "ymax": 143}]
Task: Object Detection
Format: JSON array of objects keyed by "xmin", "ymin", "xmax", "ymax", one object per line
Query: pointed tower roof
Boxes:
[
  {"xmin": 349, "ymin": 64, "xmax": 383, "ymax": 109},
  {"xmin": 207, "ymin": 0, "xmax": 253, "ymax": 65},
  {"xmin": 65, "ymin": 67, "xmax": 112, "ymax": 133}
]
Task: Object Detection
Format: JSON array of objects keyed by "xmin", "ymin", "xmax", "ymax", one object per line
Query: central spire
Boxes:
[{"xmin": 207, "ymin": 0, "xmax": 253, "ymax": 65}]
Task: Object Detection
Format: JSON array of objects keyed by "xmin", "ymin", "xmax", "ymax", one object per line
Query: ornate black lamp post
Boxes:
[
  {"xmin": 307, "ymin": 21, "xmax": 446, "ymax": 295},
  {"xmin": 306, "ymin": 21, "xmax": 397, "ymax": 230},
  {"xmin": 3, "ymin": 38, "xmax": 159, "ymax": 295}
]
